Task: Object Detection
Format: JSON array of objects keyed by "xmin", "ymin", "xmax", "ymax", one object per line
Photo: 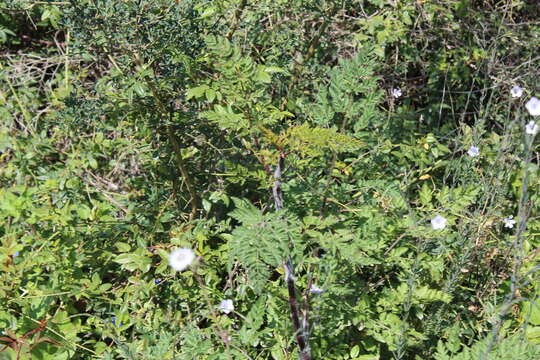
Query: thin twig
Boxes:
[{"xmin": 193, "ymin": 270, "xmax": 234, "ymax": 360}]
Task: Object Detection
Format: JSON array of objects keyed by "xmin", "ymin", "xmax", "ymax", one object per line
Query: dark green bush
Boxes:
[{"xmin": 0, "ymin": 1, "xmax": 538, "ymax": 359}]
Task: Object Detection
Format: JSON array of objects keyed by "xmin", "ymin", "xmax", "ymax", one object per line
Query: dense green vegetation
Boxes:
[{"xmin": 0, "ymin": 1, "xmax": 539, "ymax": 359}]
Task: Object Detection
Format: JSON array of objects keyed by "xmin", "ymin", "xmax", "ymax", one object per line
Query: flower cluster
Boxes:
[{"xmin": 510, "ymin": 87, "xmax": 538, "ymax": 133}]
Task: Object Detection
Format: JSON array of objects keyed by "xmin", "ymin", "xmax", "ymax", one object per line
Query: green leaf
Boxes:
[
  {"xmin": 202, "ymin": 199, "xmax": 212, "ymax": 213},
  {"xmin": 205, "ymin": 88, "xmax": 216, "ymax": 102},
  {"xmin": 132, "ymin": 83, "xmax": 146, "ymax": 96},
  {"xmin": 115, "ymin": 253, "xmax": 137, "ymax": 265},
  {"xmin": 253, "ymin": 67, "xmax": 271, "ymax": 83},
  {"xmin": 76, "ymin": 205, "xmax": 92, "ymax": 219},
  {"xmin": 41, "ymin": 9, "xmax": 51, "ymax": 21},
  {"xmin": 420, "ymin": 183, "xmax": 432, "ymax": 206},
  {"xmin": 351, "ymin": 345, "xmax": 360, "ymax": 357},
  {"xmin": 186, "ymin": 85, "xmax": 209, "ymax": 100},
  {"xmin": 116, "ymin": 242, "xmax": 131, "ymax": 252},
  {"xmin": 414, "ymin": 286, "xmax": 451, "ymax": 303}
]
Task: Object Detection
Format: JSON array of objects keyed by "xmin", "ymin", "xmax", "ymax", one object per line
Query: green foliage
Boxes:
[
  {"xmin": 303, "ymin": 50, "xmax": 384, "ymax": 132},
  {"xmin": 226, "ymin": 199, "xmax": 304, "ymax": 293},
  {"xmin": 435, "ymin": 334, "xmax": 540, "ymax": 360},
  {"xmin": 197, "ymin": 35, "xmax": 290, "ymax": 132},
  {"xmin": 1, "ymin": 0, "xmax": 539, "ymax": 359},
  {"xmin": 284, "ymin": 124, "xmax": 364, "ymax": 156}
]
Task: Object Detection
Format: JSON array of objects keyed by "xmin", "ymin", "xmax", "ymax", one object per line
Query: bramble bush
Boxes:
[{"xmin": 0, "ymin": 1, "xmax": 539, "ymax": 359}]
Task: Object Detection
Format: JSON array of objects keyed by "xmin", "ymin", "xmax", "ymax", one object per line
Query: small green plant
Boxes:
[{"xmin": 1, "ymin": 1, "xmax": 538, "ymax": 359}]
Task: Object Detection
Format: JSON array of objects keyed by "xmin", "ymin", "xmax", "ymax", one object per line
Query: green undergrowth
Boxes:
[{"xmin": 0, "ymin": 1, "xmax": 539, "ymax": 359}]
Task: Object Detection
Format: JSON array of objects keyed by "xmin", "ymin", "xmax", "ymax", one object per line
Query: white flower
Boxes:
[
  {"xmin": 219, "ymin": 299, "xmax": 234, "ymax": 314},
  {"xmin": 168, "ymin": 248, "xmax": 196, "ymax": 272},
  {"xmin": 525, "ymin": 97, "xmax": 540, "ymax": 116},
  {"xmin": 431, "ymin": 215, "xmax": 447, "ymax": 230},
  {"xmin": 467, "ymin": 146, "xmax": 480, "ymax": 157},
  {"xmin": 525, "ymin": 121, "xmax": 539, "ymax": 135},
  {"xmin": 503, "ymin": 215, "xmax": 516, "ymax": 229},
  {"xmin": 392, "ymin": 88, "xmax": 402, "ymax": 98},
  {"xmin": 310, "ymin": 285, "xmax": 324, "ymax": 294},
  {"xmin": 510, "ymin": 86, "xmax": 523, "ymax": 98}
]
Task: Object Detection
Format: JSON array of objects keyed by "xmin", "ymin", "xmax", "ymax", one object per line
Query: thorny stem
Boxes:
[
  {"xmin": 272, "ymin": 154, "xmax": 312, "ymax": 360},
  {"xmin": 285, "ymin": 260, "xmax": 312, "ymax": 360}
]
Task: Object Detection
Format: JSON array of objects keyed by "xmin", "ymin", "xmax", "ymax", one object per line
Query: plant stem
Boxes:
[
  {"xmin": 272, "ymin": 154, "xmax": 312, "ymax": 359},
  {"xmin": 481, "ymin": 132, "xmax": 536, "ymax": 359},
  {"xmin": 285, "ymin": 259, "xmax": 312, "ymax": 360},
  {"xmin": 166, "ymin": 125, "xmax": 200, "ymax": 220},
  {"xmin": 226, "ymin": 0, "xmax": 248, "ymax": 39},
  {"xmin": 284, "ymin": 2, "xmax": 340, "ymax": 104},
  {"xmin": 139, "ymin": 62, "xmax": 200, "ymax": 219},
  {"xmin": 193, "ymin": 271, "xmax": 234, "ymax": 360}
]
